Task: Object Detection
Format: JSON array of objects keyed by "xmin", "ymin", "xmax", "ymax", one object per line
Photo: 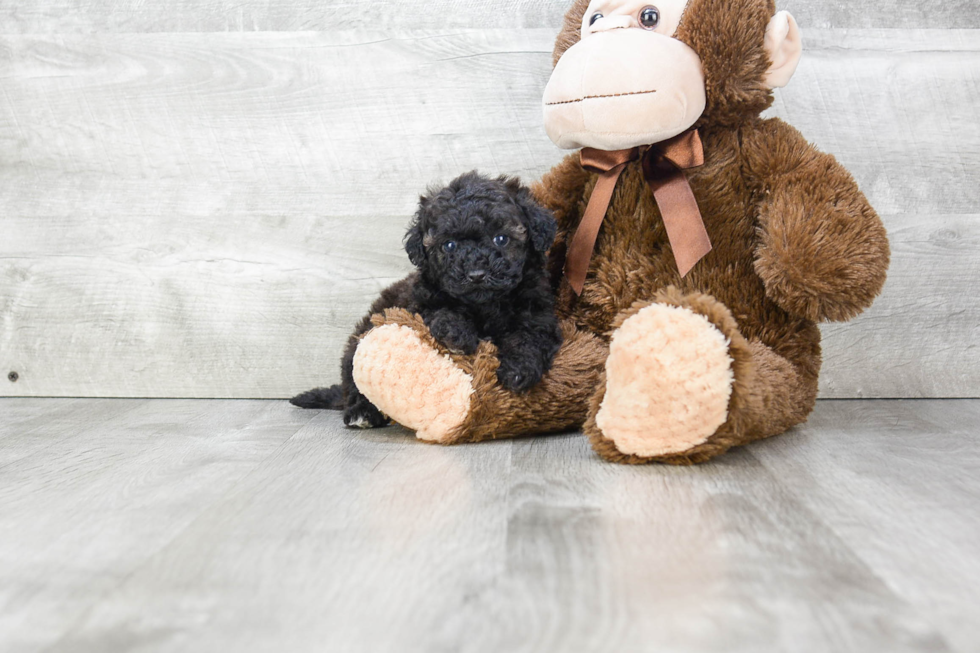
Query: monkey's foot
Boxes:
[
  {"xmin": 586, "ymin": 290, "xmax": 755, "ymax": 464},
  {"xmin": 353, "ymin": 310, "xmax": 473, "ymax": 443},
  {"xmin": 353, "ymin": 309, "xmax": 608, "ymax": 445}
]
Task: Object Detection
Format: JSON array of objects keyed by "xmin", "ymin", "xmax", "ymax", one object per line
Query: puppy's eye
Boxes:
[
  {"xmin": 589, "ymin": 12, "xmax": 603, "ymax": 26},
  {"xmin": 639, "ymin": 6, "xmax": 659, "ymax": 29},
  {"xmin": 442, "ymin": 241, "xmax": 457, "ymax": 253},
  {"xmin": 493, "ymin": 234, "xmax": 510, "ymax": 247}
]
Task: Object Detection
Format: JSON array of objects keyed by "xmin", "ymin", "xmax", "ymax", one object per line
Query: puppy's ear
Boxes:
[
  {"xmin": 404, "ymin": 196, "xmax": 428, "ymax": 268},
  {"xmin": 505, "ymin": 177, "xmax": 556, "ymax": 254}
]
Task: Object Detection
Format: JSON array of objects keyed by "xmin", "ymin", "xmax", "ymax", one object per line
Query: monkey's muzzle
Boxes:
[{"xmin": 543, "ymin": 29, "xmax": 706, "ymax": 151}]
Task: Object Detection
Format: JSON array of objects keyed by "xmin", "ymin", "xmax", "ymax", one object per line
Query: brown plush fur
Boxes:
[
  {"xmin": 552, "ymin": 0, "xmax": 591, "ymax": 66},
  {"xmin": 533, "ymin": 0, "xmax": 888, "ymax": 462},
  {"xmin": 357, "ymin": 0, "xmax": 888, "ymax": 464},
  {"xmin": 583, "ymin": 289, "xmax": 759, "ymax": 464},
  {"xmin": 368, "ymin": 308, "xmax": 608, "ymax": 445}
]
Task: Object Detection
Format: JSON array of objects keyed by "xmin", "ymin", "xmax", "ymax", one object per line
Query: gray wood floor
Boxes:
[{"xmin": 1, "ymin": 399, "xmax": 978, "ymax": 653}]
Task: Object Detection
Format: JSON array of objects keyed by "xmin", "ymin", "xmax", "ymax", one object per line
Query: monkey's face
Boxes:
[
  {"xmin": 544, "ymin": 0, "xmax": 802, "ymax": 151},
  {"xmin": 544, "ymin": 0, "xmax": 706, "ymax": 151}
]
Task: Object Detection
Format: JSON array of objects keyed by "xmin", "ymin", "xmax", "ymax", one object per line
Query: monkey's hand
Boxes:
[
  {"xmin": 746, "ymin": 119, "xmax": 890, "ymax": 322},
  {"xmin": 423, "ymin": 308, "xmax": 481, "ymax": 355}
]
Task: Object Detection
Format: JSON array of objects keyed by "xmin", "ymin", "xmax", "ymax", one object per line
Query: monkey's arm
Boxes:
[{"xmin": 743, "ymin": 118, "xmax": 890, "ymax": 322}]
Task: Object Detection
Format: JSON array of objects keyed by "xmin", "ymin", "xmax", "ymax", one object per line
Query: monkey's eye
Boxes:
[
  {"xmin": 493, "ymin": 234, "xmax": 510, "ymax": 247},
  {"xmin": 639, "ymin": 6, "xmax": 660, "ymax": 29},
  {"xmin": 442, "ymin": 241, "xmax": 457, "ymax": 253},
  {"xmin": 589, "ymin": 12, "xmax": 603, "ymax": 26}
]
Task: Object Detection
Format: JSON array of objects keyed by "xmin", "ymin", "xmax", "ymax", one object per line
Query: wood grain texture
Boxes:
[
  {"xmin": 780, "ymin": 1, "xmax": 980, "ymax": 29},
  {"xmin": 40, "ymin": 407, "xmax": 514, "ymax": 653},
  {"xmin": 0, "ymin": 0, "xmax": 972, "ymax": 33},
  {"xmin": 819, "ymin": 213, "xmax": 980, "ymax": 398},
  {"xmin": 0, "ymin": 29, "xmax": 556, "ymax": 398},
  {"xmin": 1, "ymin": 28, "xmax": 978, "ymax": 398},
  {"xmin": 1, "ymin": 398, "xmax": 975, "ymax": 652},
  {"xmin": 0, "ymin": 398, "xmax": 78, "ymax": 437},
  {"xmin": 0, "ymin": 398, "xmax": 145, "ymax": 466},
  {"xmin": 0, "ymin": 399, "xmax": 316, "ymax": 653},
  {"xmin": 752, "ymin": 400, "xmax": 980, "ymax": 653},
  {"xmin": 448, "ymin": 433, "xmax": 948, "ymax": 652}
]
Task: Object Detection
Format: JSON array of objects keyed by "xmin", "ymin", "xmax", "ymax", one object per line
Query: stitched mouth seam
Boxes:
[{"xmin": 545, "ymin": 89, "xmax": 657, "ymax": 106}]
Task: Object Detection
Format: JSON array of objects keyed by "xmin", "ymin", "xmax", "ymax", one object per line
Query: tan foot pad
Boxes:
[
  {"xmin": 596, "ymin": 304, "xmax": 734, "ymax": 457},
  {"xmin": 352, "ymin": 324, "xmax": 473, "ymax": 443}
]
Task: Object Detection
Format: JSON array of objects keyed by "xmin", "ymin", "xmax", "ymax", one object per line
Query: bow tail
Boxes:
[
  {"xmin": 647, "ymin": 170, "xmax": 712, "ymax": 277},
  {"xmin": 563, "ymin": 162, "xmax": 628, "ymax": 295}
]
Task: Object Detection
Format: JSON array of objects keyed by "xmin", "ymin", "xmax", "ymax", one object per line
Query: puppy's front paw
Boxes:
[
  {"xmin": 427, "ymin": 313, "xmax": 480, "ymax": 355},
  {"xmin": 496, "ymin": 353, "xmax": 543, "ymax": 393},
  {"xmin": 442, "ymin": 333, "xmax": 480, "ymax": 356},
  {"xmin": 343, "ymin": 398, "xmax": 390, "ymax": 429}
]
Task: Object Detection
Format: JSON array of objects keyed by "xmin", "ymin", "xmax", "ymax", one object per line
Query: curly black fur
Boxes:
[
  {"xmin": 289, "ymin": 385, "xmax": 344, "ymax": 410},
  {"xmin": 290, "ymin": 171, "xmax": 563, "ymax": 429}
]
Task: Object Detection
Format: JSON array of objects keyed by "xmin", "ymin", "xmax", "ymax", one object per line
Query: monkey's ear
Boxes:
[
  {"xmin": 764, "ymin": 11, "xmax": 802, "ymax": 88},
  {"xmin": 404, "ymin": 199, "xmax": 428, "ymax": 267},
  {"xmin": 507, "ymin": 179, "xmax": 557, "ymax": 254}
]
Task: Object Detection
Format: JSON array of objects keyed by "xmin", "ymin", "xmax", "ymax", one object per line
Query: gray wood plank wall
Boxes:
[{"xmin": 1, "ymin": 3, "xmax": 978, "ymax": 399}]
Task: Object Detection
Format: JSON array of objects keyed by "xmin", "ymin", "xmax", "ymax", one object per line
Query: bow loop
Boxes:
[
  {"xmin": 657, "ymin": 129, "xmax": 704, "ymax": 169},
  {"xmin": 580, "ymin": 147, "xmax": 639, "ymax": 174}
]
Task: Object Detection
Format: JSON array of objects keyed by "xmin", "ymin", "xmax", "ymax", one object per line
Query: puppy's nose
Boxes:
[{"xmin": 468, "ymin": 270, "xmax": 487, "ymax": 282}]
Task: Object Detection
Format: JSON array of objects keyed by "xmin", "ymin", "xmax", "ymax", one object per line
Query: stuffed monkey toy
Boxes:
[{"xmin": 350, "ymin": 0, "xmax": 889, "ymax": 464}]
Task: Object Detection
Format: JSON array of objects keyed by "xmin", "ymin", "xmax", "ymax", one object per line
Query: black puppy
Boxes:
[{"xmin": 291, "ymin": 171, "xmax": 563, "ymax": 428}]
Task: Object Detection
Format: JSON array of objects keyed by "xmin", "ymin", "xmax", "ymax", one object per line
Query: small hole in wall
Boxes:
[{"xmin": 8, "ymin": 372, "xmax": 19, "ymax": 383}]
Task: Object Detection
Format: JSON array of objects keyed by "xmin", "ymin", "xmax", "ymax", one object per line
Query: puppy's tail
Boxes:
[{"xmin": 289, "ymin": 385, "xmax": 344, "ymax": 410}]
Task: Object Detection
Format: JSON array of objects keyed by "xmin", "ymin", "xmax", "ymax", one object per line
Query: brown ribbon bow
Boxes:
[{"xmin": 563, "ymin": 129, "xmax": 711, "ymax": 295}]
